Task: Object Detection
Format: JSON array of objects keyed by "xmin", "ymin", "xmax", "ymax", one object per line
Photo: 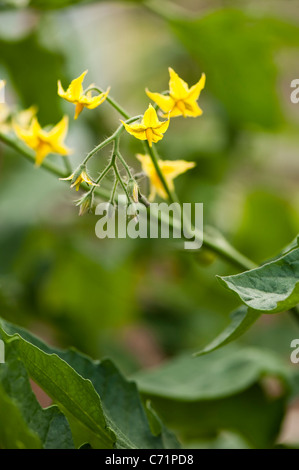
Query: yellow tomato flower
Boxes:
[
  {"xmin": 121, "ymin": 104, "xmax": 169, "ymax": 147},
  {"xmin": 136, "ymin": 154, "xmax": 196, "ymax": 201},
  {"xmin": 146, "ymin": 67, "xmax": 206, "ymax": 118},
  {"xmin": 60, "ymin": 168, "xmax": 98, "ymax": 191},
  {"xmin": 57, "ymin": 70, "xmax": 110, "ymax": 120},
  {"xmin": 14, "ymin": 115, "xmax": 71, "ymax": 167}
]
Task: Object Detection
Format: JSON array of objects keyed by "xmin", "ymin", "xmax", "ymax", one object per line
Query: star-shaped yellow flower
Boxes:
[
  {"xmin": 60, "ymin": 167, "xmax": 98, "ymax": 191},
  {"xmin": 146, "ymin": 67, "xmax": 206, "ymax": 118},
  {"xmin": 121, "ymin": 104, "xmax": 169, "ymax": 147},
  {"xmin": 14, "ymin": 115, "xmax": 71, "ymax": 167},
  {"xmin": 136, "ymin": 154, "xmax": 196, "ymax": 201},
  {"xmin": 58, "ymin": 70, "xmax": 110, "ymax": 120}
]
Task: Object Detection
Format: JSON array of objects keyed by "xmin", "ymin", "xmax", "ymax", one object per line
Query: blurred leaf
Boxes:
[
  {"xmin": 0, "ymin": 317, "xmax": 180, "ymax": 449},
  {"xmin": 218, "ymin": 248, "xmax": 299, "ymax": 313},
  {"xmin": 133, "ymin": 345, "xmax": 290, "ymax": 448},
  {"xmin": 0, "ymin": 32, "xmax": 66, "ymax": 124},
  {"xmin": 137, "ymin": 385, "xmax": 285, "ymax": 449},
  {"xmin": 170, "ymin": 10, "xmax": 299, "ymax": 129},
  {"xmin": 0, "ymin": 339, "xmax": 74, "ymax": 449},
  {"xmin": 134, "ymin": 345, "xmax": 291, "ymax": 401},
  {"xmin": 0, "ymin": 384, "xmax": 42, "ymax": 449},
  {"xmin": 0, "ymin": 321, "xmax": 115, "ymax": 449},
  {"xmin": 233, "ymin": 190, "xmax": 299, "ymax": 263},
  {"xmin": 195, "ymin": 306, "xmax": 261, "ymax": 356}
]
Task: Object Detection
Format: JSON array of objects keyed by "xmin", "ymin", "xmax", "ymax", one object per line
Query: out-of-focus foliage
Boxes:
[{"xmin": 134, "ymin": 344, "xmax": 293, "ymax": 448}]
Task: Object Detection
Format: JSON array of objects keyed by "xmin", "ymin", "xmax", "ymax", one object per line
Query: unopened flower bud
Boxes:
[
  {"xmin": 76, "ymin": 191, "xmax": 94, "ymax": 216},
  {"xmin": 127, "ymin": 178, "xmax": 139, "ymax": 203}
]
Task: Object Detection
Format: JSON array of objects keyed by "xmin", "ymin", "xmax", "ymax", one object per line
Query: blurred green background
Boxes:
[{"xmin": 1, "ymin": 0, "xmax": 299, "ymax": 448}]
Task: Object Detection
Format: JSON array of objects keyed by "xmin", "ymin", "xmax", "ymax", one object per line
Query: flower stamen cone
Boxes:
[
  {"xmin": 146, "ymin": 67, "xmax": 206, "ymax": 118},
  {"xmin": 58, "ymin": 70, "xmax": 110, "ymax": 119},
  {"xmin": 121, "ymin": 104, "xmax": 169, "ymax": 147},
  {"xmin": 136, "ymin": 154, "xmax": 196, "ymax": 201}
]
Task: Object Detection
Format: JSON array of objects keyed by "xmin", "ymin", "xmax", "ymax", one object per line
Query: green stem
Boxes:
[
  {"xmin": 0, "ymin": 131, "xmax": 67, "ymax": 178},
  {"xmin": 82, "ymin": 116, "xmax": 141, "ymax": 165},
  {"xmin": 94, "ymin": 161, "xmax": 113, "ymax": 186},
  {"xmin": 85, "ymin": 86, "xmax": 130, "ymax": 120},
  {"xmin": 113, "ymin": 160, "xmax": 129, "ymax": 201},
  {"xmin": 110, "ymin": 178, "xmax": 118, "ymax": 204},
  {"xmin": 82, "ymin": 134, "xmax": 115, "ymax": 165},
  {"xmin": 116, "ymin": 150, "xmax": 133, "ymax": 179},
  {"xmin": 144, "ymin": 142, "xmax": 178, "ymax": 203},
  {"xmin": 0, "ymin": 131, "xmax": 112, "ymax": 200}
]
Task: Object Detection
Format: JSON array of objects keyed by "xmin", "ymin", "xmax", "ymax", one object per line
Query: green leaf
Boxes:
[
  {"xmin": 0, "ymin": 318, "xmax": 180, "ymax": 449},
  {"xmin": 134, "ymin": 345, "xmax": 290, "ymax": 401},
  {"xmin": 195, "ymin": 306, "xmax": 261, "ymax": 356},
  {"xmin": 218, "ymin": 248, "xmax": 299, "ymax": 313},
  {"xmin": 170, "ymin": 10, "xmax": 299, "ymax": 129},
  {"xmin": 138, "ymin": 385, "xmax": 285, "ymax": 449},
  {"xmin": 0, "ymin": 384, "xmax": 42, "ymax": 449},
  {"xmin": 0, "ymin": 340, "xmax": 74, "ymax": 449},
  {"xmin": 133, "ymin": 345, "xmax": 290, "ymax": 448},
  {"xmin": 0, "ymin": 324, "xmax": 115, "ymax": 449}
]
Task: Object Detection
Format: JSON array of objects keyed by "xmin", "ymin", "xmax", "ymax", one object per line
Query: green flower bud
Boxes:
[
  {"xmin": 76, "ymin": 191, "xmax": 94, "ymax": 216},
  {"xmin": 127, "ymin": 178, "xmax": 139, "ymax": 203}
]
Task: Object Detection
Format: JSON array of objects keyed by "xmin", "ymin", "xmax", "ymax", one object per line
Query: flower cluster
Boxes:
[{"xmin": 2, "ymin": 67, "xmax": 205, "ymax": 213}]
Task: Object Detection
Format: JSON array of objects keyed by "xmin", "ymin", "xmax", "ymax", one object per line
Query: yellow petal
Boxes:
[
  {"xmin": 142, "ymin": 104, "xmax": 160, "ymax": 128},
  {"xmin": 57, "ymin": 80, "xmax": 67, "ymax": 99},
  {"xmin": 160, "ymin": 160, "xmax": 196, "ymax": 179},
  {"xmin": 121, "ymin": 120, "xmax": 147, "ymax": 141},
  {"xmin": 58, "ymin": 70, "xmax": 88, "ymax": 103},
  {"xmin": 70, "ymin": 175, "xmax": 83, "ymax": 190},
  {"xmin": 184, "ymin": 101, "xmax": 203, "ymax": 118},
  {"xmin": 150, "ymin": 130, "xmax": 164, "ymax": 145},
  {"xmin": 145, "ymin": 89, "xmax": 174, "ymax": 113},
  {"xmin": 83, "ymin": 87, "xmax": 110, "ymax": 109},
  {"xmin": 136, "ymin": 154, "xmax": 195, "ymax": 201},
  {"xmin": 81, "ymin": 171, "xmax": 98, "ymax": 186},
  {"xmin": 168, "ymin": 67, "xmax": 189, "ymax": 100},
  {"xmin": 47, "ymin": 115, "xmax": 69, "ymax": 143},
  {"xmin": 35, "ymin": 142, "xmax": 51, "ymax": 167},
  {"xmin": 186, "ymin": 73, "xmax": 206, "ymax": 102},
  {"xmin": 14, "ymin": 118, "xmax": 40, "ymax": 149},
  {"xmin": 59, "ymin": 173, "xmax": 74, "ymax": 181},
  {"xmin": 154, "ymin": 117, "xmax": 170, "ymax": 134},
  {"xmin": 162, "ymin": 107, "xmax": 184, "ymax": 119}
]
